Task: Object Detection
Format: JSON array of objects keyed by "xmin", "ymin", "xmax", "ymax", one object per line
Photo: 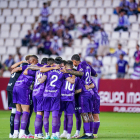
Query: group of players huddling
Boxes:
[{"xmin": 7, "ymin": 54, "xmax": 100, "ymax": 139}]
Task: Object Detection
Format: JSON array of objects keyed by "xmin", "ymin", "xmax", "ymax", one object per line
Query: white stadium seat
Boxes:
[
  {"xmin": 101, "ymin": 15, "xmax": 109, "ymax": 23},
  {"xmin": 19, "ymin": 47, "xmax": 28, "ymax": 55},
  {"xmin": 104, "ymin": 24, "xmax": 112, "ymax": 32},
  {"xmin": 62, "ymin": 9, "xmax": 70, "ymax": 16},
  {"xmin": 77, "ymin": 0, "xmax": 85, "ymax": 7},
  {"xmin": 82, "ymin": 38, "xmax": 90, "ymax": 47},
  {"xmin": 104, "ymin": 0, "xmax": 112, "ymax": 7},
  {"xmin": 105, "ymin": 8, "xmax": 113, "ymax": 15},
  {"xmin": 102, "ymin": 66, "xmax": 109, "ymax": 75},
  {"xmin": 6, "ymin": 16, "xmax": 15, "ymax": 23},
  {"xmin": 131, "ymin": 23, "xmax": 139, "ymax": 31},
  {"xmin": 74, "ymin": 48, "xmax": 81, "ymax": 54},
  {"xmin": 10, "ymin": 31, "xmax": 19, "ymax": 39},
  {"xmin": 9, "ymin": 1, "xmax": 18, "ymax": 8},
  {"xmin": 60, "ymin": 0, "xmax": 67, "ymax": 8},
  {"xmin": 19, "ymin": 1, "xmax": 27, "ymax": 8},
  {"xmin": 128, "ymin": 40, "xmax": 137, "ymax": 48},
  {"xmin": 103, "ymin": 56, "xmax": 111, "ymax": 65},
  {"xmin": 53, "ymin": 8, "xmax": 61, "ymax": 16},
  {"xmin": 23, "ymin": 9, "xmax": 31, "ymax": 16},
  {"xmin": 121, "ymin": 32, "xmax": 129, "ymax": 40},
  {"xmin": 69, "ymin": 0, "xmax": 76, "ymax": 8},
  {"xmin": 32, "ymin": 9, "xmax": 40, "ymax": 16},
  {"xmin": 48, "ymin": 16, "xmax": 55, "ymax": 23},
  {"xmin": 88, "ymin": 8, "xmax": 96, "ymax": 15},
  {"xmin": 129, "ymin": 48, "xmax": 136, "ymax": 57},
  {"xmin": 74, "ymin": 39, "xmax": 81, "ymax": 46},
  {"xmin": 85, "ymin": 56, "xmax": 93, "ymax": 63},
  {"xmin": 79, "ymin": 8, "xmax": 87, "ymax": 15},
  {"xmin": 3, "ymin": 71, "xmax": 11, "ymax": 77},
  {"xmin": 0, "ymin": 39, "xmax": 4, "ymax": 46},
  {"xmin": 128, "ymin": 68, "xmax": 134, "ymax": 74},
  {"xmin": 112, "ymin": 32, "xmax": 120, "ymax": 40},
  {"xmin": 130, "ymin": 32, "xmax": 138, "ymax": 40},
  {"xmin": 0, "ymin": 47, "xmax": 6, "ymax": 55},
  {"xmin": 28, "ymin": 47, "xmax": 37, "ymax": 54},
  {"xmin": 129, "ymin": 15, "xmax": 137, "ymax": 23},
  {"xmin": 110, "ymin": 74, "xmax": 117, "ymax": 79},
  {"xmin": 19, "ymin": 31, "xmax": 27, "ymax": 39},
  {"xmin": 0, "ymin": 16, "xmax": 5, "ymax": 23},
  {"xmin": 5, "ymin": 39, "xmax": 14, "ymax": 46},
  {"xmin": 111, "ymin": 57, "xmax": 117, "ymax": 65},
  {"xmin": 13, "ymin": 9, "xmax": 21, "ymax": 16},
  {"xmin": 110, "ymin": 15, "xmax": 118, "ymax": 23},
  {"xmin": 109, "ymin": 66, "xmax": 116, "ymax": 74},
  {"xmin": 65, "ymin": 47, "xmax": 73, "ymax": 55},
  {"xmin": 71, "ymin": 8, "xmax": 78, "ymax": 15},
  {"xmin": 1, "ymin": 24, "xmax": 10, "ymax": 31},
  {"xmin": 109, "ymin": 40, "xmax": 118, "ymax": 48},
  {"xmin": 129, "ymin": 57, "xmax": 135, "ymax": 67},
  {"xmin": 28, "ymin": 1, "xmax": 37, "ymax": 8},
  {"xmin": 95, "ymin": 0, "xmax": 103, "ymax": 7},
  {"xmin": 86, "ymin": 0, "xmax": 94, "ymax": 7},
  {"xmin": 112, "ymin": 0, "xmax": 120, "ymax": 7},
  {"xmin": 1, "ymin": 31, "xmax": 9, "ymax": 38},
  {"xmin": 15, "ymin": 39, "xmax": 22, "ymax": 47},
  {"xmin": 25, "ymin": 16, "xmax": 35, "ymax": 23},
  {"xmin": 22, "ymin": 24, "xmax": 32, "ymax": 31},
  {"xmin": 3, "ymin": 9, "xmax": 11, "ymax": 16},
  {"xmin": 124, "ymin": 56, "xmax": 129, "ymax": 62},
  {"xmin": 0, "ymin": 1, "xmax": 8, "ymax": 8},
  {"xmin": 1, "ymin": 55, "xmax": 9, "ymax": 63},
  {"xmin": 51, "ymin": 0, "xmax": 59, "ymax": 8},
  {"xmin": 97, "ymin": 8, "xmax": 104, "ymax": 15},
  {"xmin": 7, "ymin": 47, "xmax": 16, "ymax": 55},
  {"xmin": 11, "ymin": 24, "xmax": 21, "ymax": 31}
]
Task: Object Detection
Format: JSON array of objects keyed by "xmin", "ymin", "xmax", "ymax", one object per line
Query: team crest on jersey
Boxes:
[{"xmin": 79, "ymin": 68, "xmax": 83, "ymax": 71}]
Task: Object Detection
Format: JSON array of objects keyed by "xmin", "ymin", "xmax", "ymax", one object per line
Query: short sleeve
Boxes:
[
  {"xmin": 22, "ymin": 65, "xmax": 28, "ymax": 71},
  {"xmin": 77, "ymin": 64, "xmax": 84, "ymax": 72},
  {"xmin": 89, "ymin": 64, "xmax": 97, "ymax": 76}
]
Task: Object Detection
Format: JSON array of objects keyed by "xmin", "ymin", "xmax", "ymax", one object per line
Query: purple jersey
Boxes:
[
  {"xmin": 14, "ymin": 65, "xmax": 36, "ymax": 89},
  {"xmin": 61, "ymin": 73, "xmax": 82, "ymax": 101},
  {"xmin": 43, "ymin": 69, "xmax": 64, "ymax": 97}
]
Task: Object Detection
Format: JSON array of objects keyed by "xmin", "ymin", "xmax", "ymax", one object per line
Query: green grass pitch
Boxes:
[{"xmin": 0, "ymin": 111, "xmax": 140, "ymax": 140}]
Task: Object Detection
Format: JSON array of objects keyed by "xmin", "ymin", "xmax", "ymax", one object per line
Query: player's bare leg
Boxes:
[
  {"xmin": 34, "ymin": 111, "xmax": 44, "ymax": 139},
  {"xmin": 18, "ymin": 104, "xmax": 30, "ymax": 138},
  {"xmin": 88, "ymin": 112, "xmax": 94, "ymax": 138},
  {"xmin": 13, "ymin": 104, "xmax": 22, "ymax": 138},
  {"xmin": 93, "ymin": 114, "xmax": 100, "ymax": 138}
]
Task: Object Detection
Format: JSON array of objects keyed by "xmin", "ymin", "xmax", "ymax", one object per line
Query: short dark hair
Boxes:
[
  {"xmin": 71, "ymin": 54, "xmax": 80, "ymax": 61},
  {"xmin": 65, "ymin": 60, "xmax": 73, "ymax": 69},
  {"xmin": 43, "ymin": 2, "xmax": 47, "ymax": 5},
  {"xmin": 47, "ymin": 58, "xmax": 54, "ymax": 65},
  {"xmin": 54, "ymin": 57, "xmax": 62, "ymax": 64},
  {"xmin": 41, "ymin": 58, "xmax": 48, "ymax": 65},
  {"xmin": 55, "ymin": 56, "xmax": 62, "ymax": 60},
  {"xmin": 62, "ymin": 60, "xmax": 67, "ymax": 66},
  {"xmin": 30, "ymin": 55, "xmax": 38, "ymax": 60},
  {"xmin": 120, "ymin": 54, "xmax": 124, "ymax": 57}
]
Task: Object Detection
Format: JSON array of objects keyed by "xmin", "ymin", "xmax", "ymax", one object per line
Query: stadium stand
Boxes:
[{"xmin": 0, "ymin": 0, "xmax": 140, "ymax": 78}]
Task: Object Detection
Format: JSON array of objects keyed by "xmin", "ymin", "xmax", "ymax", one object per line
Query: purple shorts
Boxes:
[
  {"xmin": 79, "ymin": 94, "xmax": 93, "ymax": 113},
  {"xmin": 92, "ymin": 94, "xmax": 100, "ymax": 114},
  {"xmin": 33, "ymin": 96, "xmax": 44, "ymax": 112},
  {"xmin": 60, "ymin": 101, "xmax": 75, "ymax": 114},
  {"xmin": 43, "ymin": 97, "xmax": 60, "ymax": 111},
  {"xmin": 13, "ymin": 86, "xmax": 31, "ymax": 105}
]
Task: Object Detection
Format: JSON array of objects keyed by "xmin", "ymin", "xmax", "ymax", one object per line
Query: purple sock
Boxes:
[
  {"xmin": 67, "ymin": 114, "xmax": 73, "ymax": 134},
  {"xmin": 39, "ymin": 120, "xmax": 43, "ymax": 134},
  {"xmin": 34, "ymin": 114, "xmax": 43, "ymax": 134},
  {"xmin": 75, "ymin": 112, "xmax": 81, "ymax": 131},
  {"xmin": 52, "ymin": 111, "xmax": 59, "ymax": 133},
  {"xmin": 90, "ymin": 122, "xmax": 94, "ymax": 134},
  {"xmin": 93, "ymin": 122, "xmax": 100, "ymax": 134},
  {"xmin": 20, "ymin": 111, "xmax": 30, "ymax": 130},
  {"xmin": 64, "ymin": 113, "xmax": 67, "ymax": 131},
  {"xmin": 14, "ymin": 111, "xmax": 22, "ymax": 131},
  {"xmin": 84, "ymin": 122, "xmax": 90, "ymax": 134},
  {"xmin": 56, "ymin": 113, "xmax": 62, "ymax": 132},
  {"xmin": 43, "ymin": 111, "xmax": 50, "ymax": 133}
]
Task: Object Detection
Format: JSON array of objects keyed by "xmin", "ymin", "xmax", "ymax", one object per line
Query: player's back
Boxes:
[
  {"xmin": 43, "ymin": 69, "xmax": 64, "ymax": 97},
  {"xmin": 61, "ymin": 73, "xmax": 81, "ymax": 101}
]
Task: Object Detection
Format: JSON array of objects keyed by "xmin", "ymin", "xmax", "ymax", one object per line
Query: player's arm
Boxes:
[
  {"xmin": 66, "ymin": 75, "xmax": 75, "ymax": 84},
  {"xmin": 61, "ymin": 68, "xmax": 83, "ymax": 76},
  {"xmin": 11, "ymin": 61, "xmax": 28, "ymax": 69},
  {"xmin": 88, "ymin": 64, "xmax": 98, "ymax": 77},
  {"xmin": 85, "ymin": 83, "xmax": 95, "ymax": 90},
  {"xmin": 75, "ymin": 89, "xmax": 82, "ymax": 94},
  {"xmin": 40, "ymin": 65, "xmax": 60, "ymax": 73},
  {"xmin": 27, "ymin": 65, "xmax": 41, "ymax": 70},
  {"xmin": 11, "ymin": 67, "xmax": 22, "ymax": 74},
  {"xmin": 38, "ymin": 75, "xmax": 47, "ymax": 83}
]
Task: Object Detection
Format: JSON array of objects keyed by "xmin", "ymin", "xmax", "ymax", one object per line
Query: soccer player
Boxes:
[
  {"xmin": 37, "ymin": 57, "xmax": 64, "ymax": 139},
  {"xmin": 90, "ymin": 77, "xmax": 100, "ymax": 138},
  {"xmin": 12, "ymin": 55, "xmax": 38, "ymax": 138},
  {"xmin": 7, "ymin": 57, "xmax": 30, "ymax": 138},
  {"xmin": 58, "ymin": 61, "xmax": 82, "ymax": 139},
  {"xmin": 71, "ymin": 54, "xmax": 96, "ymax": 139}
]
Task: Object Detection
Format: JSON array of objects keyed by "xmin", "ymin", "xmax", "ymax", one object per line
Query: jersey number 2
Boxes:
[{"xmin": 50, "ymin": 75, "xmax": 58, "ymax": 87}]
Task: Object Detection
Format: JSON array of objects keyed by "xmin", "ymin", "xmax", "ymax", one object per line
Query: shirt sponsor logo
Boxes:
[{"xmin": 45, "ymin": 90, "xmax": 57, "ymax": 92}]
